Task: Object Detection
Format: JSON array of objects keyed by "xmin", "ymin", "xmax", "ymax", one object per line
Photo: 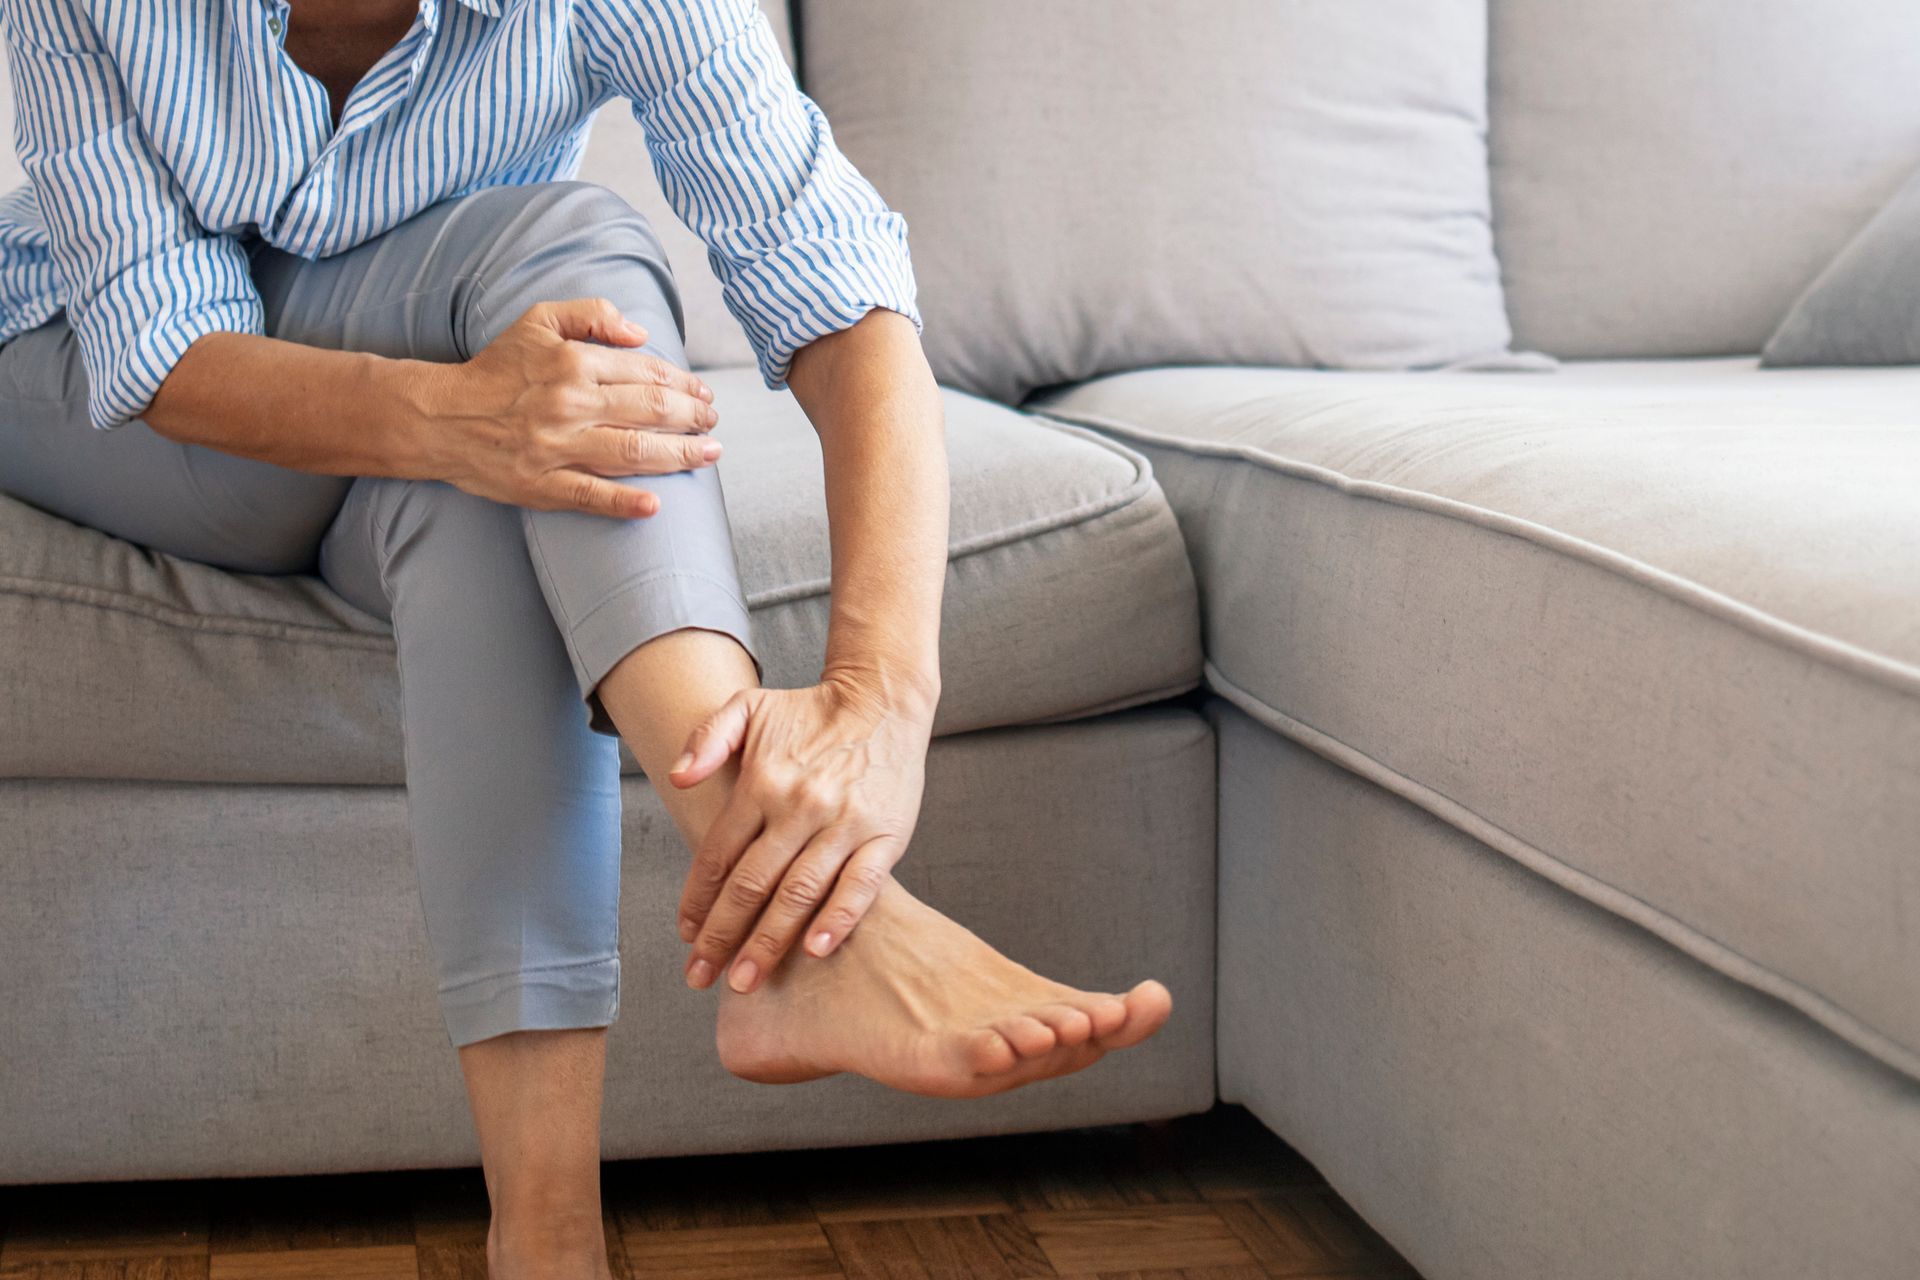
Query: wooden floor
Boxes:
[{"xmin": 0, "ymin": 1105, "xmax": 1417, "ymax": 1279}]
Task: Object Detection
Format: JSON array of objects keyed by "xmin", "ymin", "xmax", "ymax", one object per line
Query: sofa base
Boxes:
[
  {"xmin": 0, "ymin": 706, "xmax": 1216, "ymax": 1184},
  {"xmin": 1210, "ymin": 698, "xmax": 1920, "ymax": 1280}
]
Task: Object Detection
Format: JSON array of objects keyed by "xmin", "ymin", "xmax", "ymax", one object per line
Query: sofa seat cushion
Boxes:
[
  {"xmin": 1, "ymin": 371, "xmax": 1200, "ymax": 785},
  {"xmin": 1037, "ymin": 359, "xmax": 1920, "ymax": 1082}
]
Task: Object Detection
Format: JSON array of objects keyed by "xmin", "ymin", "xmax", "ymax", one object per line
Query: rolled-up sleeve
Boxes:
[
  {"xmin": 2, "ymin": 0, "xmax": 261, "ymax": 431},
  {"xmin": 581, "ymin": 0, "xmax": 921, "ymax": 389}
]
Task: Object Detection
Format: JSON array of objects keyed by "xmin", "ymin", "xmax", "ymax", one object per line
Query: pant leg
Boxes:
[
  {"xmin": 0, "ymin": 317, "xmax": 350, "ymax": 574},
  {"xmin": 253, "ymin": 180, "xmax": 763, "ymax": 1046}
]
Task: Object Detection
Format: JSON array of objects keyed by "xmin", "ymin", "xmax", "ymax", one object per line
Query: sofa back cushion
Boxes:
[
  {"xmin": 1492, "ymin": 0, "xmax": 1920, "ymax": 359},
  {"xmin": 801, "ymin": 0, "xmax": 1512, "ymax": 404},
  {"xmin": 0, "ymin": 4, "xmax": 793, "ymax": 371}
]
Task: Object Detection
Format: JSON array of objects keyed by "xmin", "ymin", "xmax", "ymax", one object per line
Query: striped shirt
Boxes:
[{"xmin": 0, "ymin": 0, "xmax": 920, "ymax": 432}]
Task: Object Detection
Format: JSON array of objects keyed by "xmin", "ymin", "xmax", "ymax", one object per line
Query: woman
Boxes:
[{"xmin": 0, "ymin": 0, "xmax": 1170, "ymax": 1274}]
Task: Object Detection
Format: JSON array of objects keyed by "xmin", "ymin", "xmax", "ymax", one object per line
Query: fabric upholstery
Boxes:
[
  {"xmin": 0, "ymin": 370, "xmax": 1201, "ymax": 783},
  {"xmin": 799, "ymin": 0, "xmax": 1512, "ymax": 405},
  {"xmin": 0, "ymin": 707, "xmax": 1218, "ymax": 1182},
  {"xmin": 1040, "ymin": 360, "xmax": 1920, "ymax": 1081},
  {"xmin": 1211, "ymin": 701, "xmax": 1920, "ymax": 1280},
  {"xmin": 1492, "ymin": 0, "xmax": 1920, "ymax": 358},
  {"xmin": 1764, "ymin": 165, "xmax": 1920, "ymax": 367}
]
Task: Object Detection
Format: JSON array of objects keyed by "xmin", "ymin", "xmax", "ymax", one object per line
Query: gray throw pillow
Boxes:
[
  {"xmin": 1763, "ymin": 166, "xmax": 1920, "ymax": 367},
  {"xmin": 801, "ymin": 0, "xmax": 1514, "ymax": 405}
]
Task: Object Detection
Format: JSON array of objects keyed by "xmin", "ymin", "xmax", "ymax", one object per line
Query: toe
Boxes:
[
  {"xmin": 1098, "ymin": 980, "xmax": 1174, "ymax": 1051},
  {"xmin": 962, "ymin": 1027, "xmax": 1022, "ymax": 1077},
  {"xmin": 1072, "ymin": 992, "xmax": 1130, "ymax": 1039},
  {"xmin": 994, "ymin": 1013, "xmax": 1060, "ymax": 1061},
  {"xmin": 1030, "ymin": 1002, "xmax": 1095, "ymax": 1048}
]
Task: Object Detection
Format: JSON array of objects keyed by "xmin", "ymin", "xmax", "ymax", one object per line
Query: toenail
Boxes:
[
  {"xmin": 729, "ymin": 959, "xmax": 759, "ymax": 993},
  {"xmin": 686, "ymin": 958, "xmax": 713, "ymax": 989}
]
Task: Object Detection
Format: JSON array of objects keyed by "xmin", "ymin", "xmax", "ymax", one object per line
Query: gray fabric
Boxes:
[
  {"xmin": 1491, "ymin": 0, "xmax": 1920, "ymax": 359},
  {"xmin": 574, "ymin": 0, "xmax": 790, "ymax": 370},
  {"xmin": 1763, "ymin": 166, "xmax": 1920, "ymax": 367},
  {"xmin": 1039, "ymin": 360, "xmax": 1920, "ymax": 1081},
  {"xmin": 799, "ymin": 0, "xmax": 1512, "ymax": 405},
  {"xmin": 0, "ymin": 707, "xmax": 1218, "ymax": 1183},
  {"xmin": 1, "ymin": 180, "xmax": 762, "ymax": 1049},
  {"xmin": 0, "ymin": 378, "xmax": 1200, "ymax": 787},
  {"xmin": 1210, "ymin": 701, "xmax": 1920, "ymax": 1280}
]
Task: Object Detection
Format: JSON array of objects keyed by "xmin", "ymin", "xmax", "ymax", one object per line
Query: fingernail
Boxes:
[
  {"xmin": 728, "ymin": 959, "xmax": 759, "ymax": 993},
  {"xmin": 703, "ymin": 406, "xmax": 720, "ymax": 428},
  {"xmin": 686, "ymin": 958, "xmax": 714, "ymax": 989},
  {"xmin": 670, "ymin": 751, "xmax": 693, "ymax": 774},
  {"xmin": 678, "ymin": 916, "xmax": 697, "ymax": 943},
  {"xmin": 701, "ymin": 440, "xmax": 723, "ymax": 460},
  {"xmin": 806, "ymin": 930, "xmax": 834, "ymax": 957},
  {"xmin": 698, "ymin": 384, "xmax": 714, "ymax": 402}
]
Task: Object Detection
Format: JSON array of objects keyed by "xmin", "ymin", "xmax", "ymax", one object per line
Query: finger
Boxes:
[
  {"xmin": 532, "ymin": 296, "xmax": 648, "ymax": 348},
  {"xmin": 597, "ymin": 381, "xmax": 720, "ymax": 435},
  {"xmin": 532, "ymin": 470, "xmax": 658, "ymax": 519},
  {"xmin": 576, "ymin": 345, "xmax": 714, "ymax": 406},
  {"xmin": 576, "ymin": 425, "xmax": 722, "ymax": 478},
  {"xmin": 800, "ymin": 837, "xmax": 900, "ymax": 959},
  {"xmin": 725, "ymin": 826, "xmax": 861, "ymax": 994},
  {"xmin": 677, "ymin": 786, "xmax": 763, "ymax": 944},
  {"xmin": 686, "ymin": 819, "xmax": 813, "ymax": 989},
  {"xmin": 669, "ymin": 690, "xmax": 752, "ymax": 788}
]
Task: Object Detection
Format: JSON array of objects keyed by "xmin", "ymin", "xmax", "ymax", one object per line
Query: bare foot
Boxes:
[{"xmin": 714, "ymin": 877, "xmax": 1172, "ymax": 1098}]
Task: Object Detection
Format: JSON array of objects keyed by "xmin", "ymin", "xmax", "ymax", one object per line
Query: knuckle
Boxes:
[
  {"xmin": 777, "ymin": 869, "xmax": 827, "ymax": 909},
  {"xmin": 722, "ymin": 874, "xmax": 770, "ymax": 912},
  {"xmin": 843, "ymin": 861, "xmax": 890, "ymax": 899}
]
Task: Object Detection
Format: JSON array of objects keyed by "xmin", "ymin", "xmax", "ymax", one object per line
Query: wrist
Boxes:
[
  {"xmin": 823, "ymin": 657, "xmax": 942, "ymax": 722},
  {"xmin": 372, "ymin": 356, "xmax": 465, "ymax": 481}
]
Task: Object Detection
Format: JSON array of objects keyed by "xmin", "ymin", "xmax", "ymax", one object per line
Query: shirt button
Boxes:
[{"xmin": 267, "ymin": 16, "xmax": 283, "ymax": 36}]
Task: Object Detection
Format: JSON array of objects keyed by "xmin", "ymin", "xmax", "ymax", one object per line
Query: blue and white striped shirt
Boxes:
[{"xmin": 0, "ymin": 0, "xmax": 920, "ymax": 432}]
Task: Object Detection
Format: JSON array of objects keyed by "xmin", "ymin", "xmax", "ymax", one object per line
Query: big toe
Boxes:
[{"xmin": 1097, "ymin": 980, "xmax": 1173, "ymax": 1052}]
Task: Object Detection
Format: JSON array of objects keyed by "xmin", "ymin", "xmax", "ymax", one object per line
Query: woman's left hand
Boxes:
[{"xmin": 669, "ymin": 669, "xmax": 935, "ymax": 994}]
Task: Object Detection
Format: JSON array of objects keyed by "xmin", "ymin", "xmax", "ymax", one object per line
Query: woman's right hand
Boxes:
[{"xmin": 421, "ymin": 297, "xmax": 723, "ymax": 518}]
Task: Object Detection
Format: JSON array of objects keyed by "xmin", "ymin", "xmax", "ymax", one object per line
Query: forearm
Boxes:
[
  {"xmin": 786, "ymin": 308, "xmax": 949, "ymax": 717},
  {"xmin": 143, "ymin": 330, "xmax": 443, "ymax": 478}
]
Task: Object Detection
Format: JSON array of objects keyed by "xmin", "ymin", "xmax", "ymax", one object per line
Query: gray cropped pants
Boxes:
[{"xmin": 0, "ymin": 181, "xmax": 764, "ymax": 1048}]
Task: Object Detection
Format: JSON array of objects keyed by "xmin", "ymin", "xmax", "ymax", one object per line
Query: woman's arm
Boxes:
[
  {"xmin": 669, "ymin": 307, "xmax": 952, "ymax": 989},
  {"xmin": 147, "ymin": 302, "xmax": 725, "ymax": 519}
]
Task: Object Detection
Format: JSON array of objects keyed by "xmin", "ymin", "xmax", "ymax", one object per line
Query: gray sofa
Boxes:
[{"xmin": 4, "ymin": 4, "xmax": 1918, "ymax": 1280}]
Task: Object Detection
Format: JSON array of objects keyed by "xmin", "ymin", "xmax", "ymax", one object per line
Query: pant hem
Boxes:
[
  {"xmin": 440, "ymin": 955, "xmax": 621, "ymax": 1049},
  {"xmin": 567, "ymin": 571, "xmax": 762, "ymax": 734}
]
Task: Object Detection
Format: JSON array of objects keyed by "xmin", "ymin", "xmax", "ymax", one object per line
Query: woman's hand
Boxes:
[
  {"xmin": 420, "ymin": 297, "xmax": 724, "ymax": 518},
  {"xmin": 670, "ymin": 668, "xmax": 937, "ymax": 994}
]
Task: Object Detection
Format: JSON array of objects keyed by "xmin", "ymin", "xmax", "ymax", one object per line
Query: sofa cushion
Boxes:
[
  {"xmin": 1492, "ymin": 0, "xmax": 1920, "ymax": 359},
  {"xmin": 800, "ymin": 0, "xmax": 1512, "ymax": 405},
  {"xmin": 1038, "ymin": 360, "xmax": 1920, "ymax": 1082},
  {"xmin": 0, "ymin": 371, "xmax": 1200, "ymax": 784}
]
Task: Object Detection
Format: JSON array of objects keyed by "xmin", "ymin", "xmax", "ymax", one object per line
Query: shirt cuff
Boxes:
[
  {"xmin": 721, "ymin": 209, "xmax": 924, "ymax": 390},
  {"xmin": 71, "ymin": 236, "xmax": 264, "ymax": 431}
]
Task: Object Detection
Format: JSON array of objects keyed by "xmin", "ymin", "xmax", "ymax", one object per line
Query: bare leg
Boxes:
[
  {"xmin": 598, "ymin": 628, "xmax": 1173, "ymax": 1100},
  {"xmin": 461, "ymin": 1029, "xmax": 614, "ymax": 1280}
]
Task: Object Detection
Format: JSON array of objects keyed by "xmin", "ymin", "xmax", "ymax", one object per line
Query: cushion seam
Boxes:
[
  {"xmin": 1205, "ymin": 660, "xmax": 1920, "ymax": 1086},
  {"xmin": 1037, "ymin": 407, "xmax": 1920, "ymax": 699}
]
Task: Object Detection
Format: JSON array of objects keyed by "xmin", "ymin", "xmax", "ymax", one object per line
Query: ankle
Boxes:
[{"xmin": 487, "ymin": 1211, "xmax": 611, "ymax": 1280}]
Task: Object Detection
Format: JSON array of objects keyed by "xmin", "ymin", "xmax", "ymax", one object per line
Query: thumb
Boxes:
[
  {"xmin": 540, "ymin": 296, "xmax": 649, "ymax": 348},
  {"xmin": 669, "ymin": 691, "xmax": 753, "ymax": 787}
]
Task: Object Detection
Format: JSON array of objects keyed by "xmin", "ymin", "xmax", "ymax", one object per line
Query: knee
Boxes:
[{"xmin": 464, "ymin": 181, "xmax": 688, "ymax": 365}]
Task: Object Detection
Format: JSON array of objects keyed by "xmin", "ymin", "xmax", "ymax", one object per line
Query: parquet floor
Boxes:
[{"xmin": 0, "ymin": 1104, "xmax": 1418, "ymax": 1279}]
